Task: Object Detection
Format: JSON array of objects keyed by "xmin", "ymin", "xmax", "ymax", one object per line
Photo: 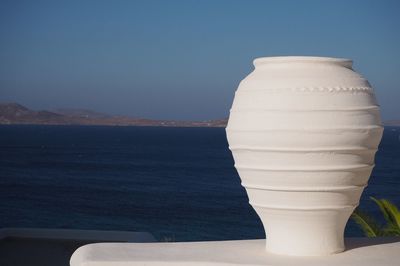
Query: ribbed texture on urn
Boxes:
[{"xmin": 226, "ymin": 56, "xmax": 383, "ymax": 256}]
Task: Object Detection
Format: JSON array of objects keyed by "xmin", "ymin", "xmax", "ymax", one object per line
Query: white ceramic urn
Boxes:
[{"xmin": 226, "ymin": 56, "xmax": 383, "ymax": 256}]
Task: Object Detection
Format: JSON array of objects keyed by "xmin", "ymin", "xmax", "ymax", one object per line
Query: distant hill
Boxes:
[
  {"xmin": 0, "ymin": 103, "xmax": 228, "ymax": 127},
  {"xmin": 0, "ymin": 103, "xmax": 67, "ymax": 124}
]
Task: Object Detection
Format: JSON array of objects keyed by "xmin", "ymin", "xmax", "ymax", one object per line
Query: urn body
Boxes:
[{"xmin": 226, "ymin": 56, "xmax": 383, "ymax": 256}]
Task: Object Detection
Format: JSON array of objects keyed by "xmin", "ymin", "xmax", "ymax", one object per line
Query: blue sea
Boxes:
[{"xmin": 0, "ymin": 125, "xmax": 399, "ymax": 241}]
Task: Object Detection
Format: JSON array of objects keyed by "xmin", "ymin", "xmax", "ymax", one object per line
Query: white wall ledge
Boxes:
[{"xmin": 70, "ymin": 237, "xmax": 400, "ymax": 266}]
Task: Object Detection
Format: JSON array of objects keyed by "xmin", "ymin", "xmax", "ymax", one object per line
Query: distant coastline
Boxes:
[
  {"xmin": 0, "ymin": 103, "xmax": 227, "ymax": 128},
  {"xmin": 1, "ymin": 102, "xmax": 399, "ymax": 127},
  {"xmin": 383, "ymin": 120, "xmax": 400, "ymax": 127}
]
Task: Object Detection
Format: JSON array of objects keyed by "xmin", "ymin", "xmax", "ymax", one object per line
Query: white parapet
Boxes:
[{"xmin": 71, "ymin": 238, "xmax": 400, "ymax": 266}]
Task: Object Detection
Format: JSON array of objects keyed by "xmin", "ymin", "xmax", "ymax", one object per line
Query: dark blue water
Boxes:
[{"xmin": 0, "ymin": 125, "xmax": 399, "ymax": 241}]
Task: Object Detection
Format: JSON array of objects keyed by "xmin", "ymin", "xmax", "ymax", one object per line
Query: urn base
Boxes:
[{"xmin": 255, "ymin": 207, "xmax": 354, "ymax": 256}]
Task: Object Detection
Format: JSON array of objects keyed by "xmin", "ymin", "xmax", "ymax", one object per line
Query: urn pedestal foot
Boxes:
[{"xmin": 256, "ymin": 207, "xmax": 353, "ymax": 256}]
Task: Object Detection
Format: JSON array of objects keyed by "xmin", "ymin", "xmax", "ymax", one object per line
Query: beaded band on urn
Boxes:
[{"xmin": 225, "ymin": 56, "xmax": 383, "ymax": 256}]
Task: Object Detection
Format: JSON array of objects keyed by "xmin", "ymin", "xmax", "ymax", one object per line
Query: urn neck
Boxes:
[{"xmin": 253, "ymin": 56, "xmax": 353, "ymax": 69}]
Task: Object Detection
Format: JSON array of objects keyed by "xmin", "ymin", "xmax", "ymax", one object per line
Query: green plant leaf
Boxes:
[
  {"xmin": 371, "ymin": 197, "xmax": 400, "ymax": 234},
  {"xmin": 351, "ymin": 208, "xmax": 384, "ymax": 237},
  {"xmin": 383, "ymin": 224, "xmax": 400, "ymax": 236}
]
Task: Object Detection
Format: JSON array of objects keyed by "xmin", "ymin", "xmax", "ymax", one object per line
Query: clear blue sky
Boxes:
[{"xmin": 0, "ymin": 0, "xmax": 399, "ymax": 120}]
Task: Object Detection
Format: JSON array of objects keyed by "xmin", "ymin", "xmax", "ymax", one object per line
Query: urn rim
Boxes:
[{"xmin": 253, "ymin": 56, "xmax": 353, "ymax": 68}]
